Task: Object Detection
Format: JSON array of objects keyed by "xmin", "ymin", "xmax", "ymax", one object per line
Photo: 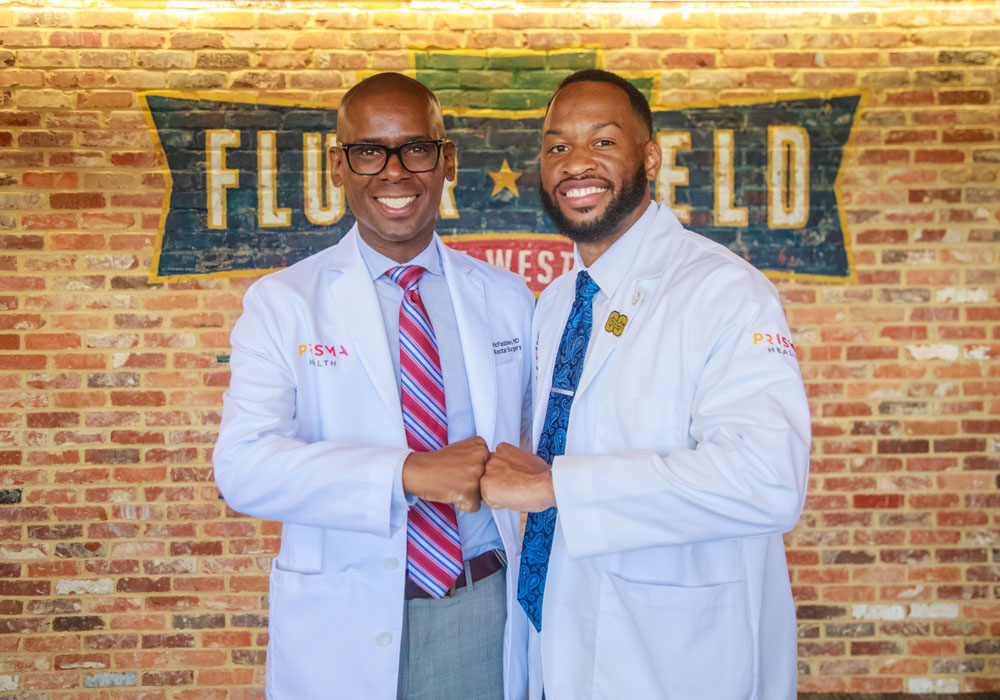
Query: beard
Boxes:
[{"xmin": 539, "ymin": 164, "xmax": 650, "ymax": 244}]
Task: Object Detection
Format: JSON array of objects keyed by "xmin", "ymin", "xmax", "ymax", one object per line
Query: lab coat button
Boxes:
[
  {"xmin": 382, "ymin": 557, "xmax": 399, "ymax": 570},
  {"xmin": 376, "ymin": 632, "xmax": 392, "ymax": 647}
]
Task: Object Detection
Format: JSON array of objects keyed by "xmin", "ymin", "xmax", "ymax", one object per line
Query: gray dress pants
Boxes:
[{"xmin": 396, "ymin": 567, "xmax": 506, "ymax": 700}]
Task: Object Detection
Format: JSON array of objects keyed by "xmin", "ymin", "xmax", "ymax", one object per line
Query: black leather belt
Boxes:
[{"xmin": 404, "ymin": 549, "xmax": 506, "ymax": 600}]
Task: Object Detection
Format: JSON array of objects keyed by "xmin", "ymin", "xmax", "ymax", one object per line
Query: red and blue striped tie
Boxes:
[{"xmin": 387, "ymin": 265, "xmax": 463, "ymax": 598}]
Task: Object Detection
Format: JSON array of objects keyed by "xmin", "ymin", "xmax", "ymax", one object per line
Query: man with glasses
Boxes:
[{"xmin": 214, "ymin": 73, "xmax": 531, "ymax": 699}]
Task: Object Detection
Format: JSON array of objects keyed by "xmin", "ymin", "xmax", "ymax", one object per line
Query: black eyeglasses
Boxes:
[{"xmin": 337, "ymin": 139, "xmax": 449, "ymax": 176}]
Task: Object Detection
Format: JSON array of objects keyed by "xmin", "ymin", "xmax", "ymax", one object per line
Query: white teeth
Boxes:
[
  {"xmin": 564, "ymin": 187, "xmax": 607, "ymax": 199},
  {"xmin": 377, "ymin": 196, "xmax": 415, "ymax": 209}
]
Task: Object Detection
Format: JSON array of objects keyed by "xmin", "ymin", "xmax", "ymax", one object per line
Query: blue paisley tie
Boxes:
[{"xmin": 518, "ymin": 270, "xmax": 600, "ymax": 632}]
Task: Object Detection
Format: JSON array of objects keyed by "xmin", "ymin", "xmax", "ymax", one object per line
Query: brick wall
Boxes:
[{"xmin": 1, "ymin": 1, "xmax": 998, "ymax": 696}]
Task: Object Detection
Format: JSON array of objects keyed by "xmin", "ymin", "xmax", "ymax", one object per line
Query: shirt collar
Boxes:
[
  {"xmin": 357, "ymin": 233, "xmax": 442, "ymax": 282},
  {"xmin": 576, "ymin": 201, "xmax": 658, "ymax": 300}
]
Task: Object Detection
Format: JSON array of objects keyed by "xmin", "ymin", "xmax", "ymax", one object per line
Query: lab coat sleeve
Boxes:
[
  {"xmin": 552, "ymin": 269, "xmax": 810, "ymax": 558},
  {"xmin": 213, "ymin": 282, "xmax": 410, "ymax": 538}
]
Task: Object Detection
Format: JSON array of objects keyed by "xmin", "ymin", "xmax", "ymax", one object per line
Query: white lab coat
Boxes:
[
  {"xmin": 214, "ymin": 227, "xmax": 533, "ymax": 700},
  {"xmin": 528, "ymin": 204, "xmax": 810, "ymax": 700}
]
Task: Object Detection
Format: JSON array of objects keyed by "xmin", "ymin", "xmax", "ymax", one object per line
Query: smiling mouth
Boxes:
[
  {"xmin": 562, "ymin": 186, "xmax": 608, "ymax": 200},
  {"xmin": 376, "ymin": 196, "xmax": 416, "ymax": 210}
]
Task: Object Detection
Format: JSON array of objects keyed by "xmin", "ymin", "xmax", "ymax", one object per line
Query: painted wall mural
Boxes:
[{"xmin": 143, "ymin": 50, "xmax": 860, "ymax": 290}]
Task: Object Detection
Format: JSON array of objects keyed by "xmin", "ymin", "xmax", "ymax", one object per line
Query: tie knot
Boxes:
[
  {"xmin": 387, "ymin": 265, "xmax": 426, "ymax": 292},
  {"xmin": 575, "ymin": 270, "xmax": 600, "ymax": 301}
]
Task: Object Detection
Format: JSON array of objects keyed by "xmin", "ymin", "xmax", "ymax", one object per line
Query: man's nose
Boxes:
[
  {"xmin": 380, "ymin": 151, "xmax": 409, "ymax": 180},
  {"xmin": 562, "ymin": 148, "xmax": 596, "ymax": 175}
]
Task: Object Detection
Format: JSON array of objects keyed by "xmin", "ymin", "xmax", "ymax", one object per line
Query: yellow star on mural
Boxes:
[{"xmin": 488, "ymin": 159, "xmax": 522, "ymax": 198}]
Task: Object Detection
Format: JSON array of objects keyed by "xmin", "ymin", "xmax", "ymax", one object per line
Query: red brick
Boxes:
[
  {"xmin": 50, "ymin": 233, "xmax": 105, "ymax": 249},
  {"xmin": 0, "ymin": 580, "xmax": 51, "ymax": 596},
  {"xmin": 879, "ymin": 326, "xmax": 927, "ymax": 341},
  {"xmin": 19, "ymin": 131, "xmax": 73, "ymax": 148},
  {"xmin": 943, "ymin": 128, "xmax": 995, "ymax": 143},
  {"xmin": 110, "ymin": 192, "xmax": 162, "ymax": 208},
  {"xmin": 0, "ymin": 274, "xmax": 46, "ymax": 291},
  {"xmin": 967, "ymin": 307, "xmax": 1000, "ymax": 321},
  {"xmin": 0, "ymin": 617, "xmax": 47, "ymax": 634},
  {"xmin": 110, "ymin": 151, "xmax": 159, "ymax": 167},
  {"xmin": 26, "ymin": 523, "xmax": 82, "ymax": 539},
  {"xmin": 145, "ymin": 447, "xmax": 198, "ymax": 464},
  {"xmin": 934, "ymin": 438, "xmax": 985, "ymax": 452},
  {"xmin": 856, "ymin": 229, "xmax": 908, "ymax": 244},
  {"xmin": 915, "ymin": 149, "xmax": 965, "ymax": 163},
  {"xmin": 169, "ymin": 540, "xmax": 223, "ymax": 556},
  {"xmin": 0, "ymin": 233, "xmax": 45, "ymax": 249},
  {"xmin": 76, "ymin": 91, "xmax": 133, "ymax": 109},
  {"xmin": 113, "ymin": 466, "xmax": 168, "ymax": 483},
  {"xmin": 910, "ymin": 639, "xmax": 960, "ymax": 655},
  {"xmin": 851, "ymin": 640, "xmax": 903, "ymax": 656},
  {"xmin": 142, "ymin": 632, "xmax": 195, "ymax": 648},
  {"xmin": 26, "ymin": 560, "xmax": 78, "ymax": 577},
  {"xmin": 24, "ymin": 333, "xmax": 81, "ymax": 350},
  {"xmin": 846, "ymin": 346, "xmax": 898, "ymax": 361},
  {"xmin": 143, "ymin": 669, "xmax": 193, "ymax": 686},
  {"xmin": 0, "ymin": 354, "xmax": 46, "ymax": 370},
  {"xmin": 938, "ymin": 511, "xmax": 990, "ymax": 527},
  {"xmin": 939, "ymin": 90, "xmax": 991, "ymax": 105},
  {"xmin": 110, "ymin": 391, "xmax": 166, "ymax": 407},
  {"xmin": 664, "ymin": 52, "xmax": 715, "ymax": 68},
  {"xmin": 909, "ymin": 188, "xmax": 961, "ymax": 204},
  {"xmin": 967, "ymin": 566, "xmax": 1000, "ymax": 582},
  {"xmin": 50, "ymin": 192, "xmax": 105, "ymax": 210},
  {"xmin": 854, "ymin": 494, "xmax": 905, "ymax": 509},
  {"xmin": 22, "ymin": 172, "xmax": 78, "ymax": 189},
  {"xmin": 110, "ymin": 430, "xmax": 165, "ymax": 445},
  {"xmin": 54, "ymin": 467, "xmax": 109, "ymax": 484}
]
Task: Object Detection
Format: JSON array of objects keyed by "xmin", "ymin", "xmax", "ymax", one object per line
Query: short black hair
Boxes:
[{"xmin": 550, "ymin": 69, "xmax": 653, "ymax": 139}]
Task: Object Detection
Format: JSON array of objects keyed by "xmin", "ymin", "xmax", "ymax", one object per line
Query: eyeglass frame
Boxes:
[{"xmin": 335, "ymin": 139, "xmax": 451, "ymax": 176}]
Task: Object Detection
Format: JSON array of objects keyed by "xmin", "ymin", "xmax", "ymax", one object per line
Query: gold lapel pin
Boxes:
[{"xmin": 605, "ymin": 311, "xmax": 628, "ymax": 337}]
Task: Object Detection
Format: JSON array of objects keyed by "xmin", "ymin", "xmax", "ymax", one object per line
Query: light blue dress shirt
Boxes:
[{"xmin": 358, "ymin": 234, "xmax": 503, "ymax": 560}]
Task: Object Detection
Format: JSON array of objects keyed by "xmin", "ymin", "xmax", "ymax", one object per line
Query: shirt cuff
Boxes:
[{"xmin": 393, "ymin": 449, "xmax": 418, "ymax": 507}]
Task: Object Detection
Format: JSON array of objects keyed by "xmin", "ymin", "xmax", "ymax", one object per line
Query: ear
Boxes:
[
  {"xmin": 329, "ymin": 144, "xmax": 346, "ymax": 188},
  {"xmin": 442, "ymin": 140, "xmax": 457, "ymax": 182},
  {"xmin": 643, "ymin": 138, "xmax": 662, "ymax": 182}
]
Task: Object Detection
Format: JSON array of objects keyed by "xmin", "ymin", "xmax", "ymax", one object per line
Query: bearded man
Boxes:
[{"xmin": 481, "ymin": 69, "xmax": 811, "ymax": 700}]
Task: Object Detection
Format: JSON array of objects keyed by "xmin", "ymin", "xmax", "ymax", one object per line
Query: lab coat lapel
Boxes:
[
  {"xmin": 327, "ymin": 228, "xmax": 404, "ymax": 436},
  {"xmin": 439, "ymin": 238, "xmax": 497, "ymax": 446},
  {"xmin": 573, "ymin": 279, "xmax": 649, "ymax": 399},
  {"xmin": 574, "ymin": 205, "xmax": 678, "ymax": 401}
]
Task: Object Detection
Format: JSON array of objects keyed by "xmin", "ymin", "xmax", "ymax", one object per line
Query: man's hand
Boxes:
[
  {"xmin": 401, "ymin": 436, "xmax": 489, "ymax": 513},
  {"xmin": 481, "ymin": 442, "xmax": 556, "ymax": 512}
]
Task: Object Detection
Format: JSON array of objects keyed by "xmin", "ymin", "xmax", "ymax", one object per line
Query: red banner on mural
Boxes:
[{"xmin": 443, "ymin": 233, "xmax": 575, "ymax": 294}]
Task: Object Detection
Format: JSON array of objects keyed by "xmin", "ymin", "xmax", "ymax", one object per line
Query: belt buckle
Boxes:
[{"xmin": 443, "ymin": 577, "xmax": 458, "ymax": 598}]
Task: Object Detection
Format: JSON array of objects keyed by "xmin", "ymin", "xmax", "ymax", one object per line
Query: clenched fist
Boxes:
[
  {"xmin": 481, "ymin": 442, "xmax": 555, "ymax": 512},
  {"xmin": 402, "ymin": 436, "xmax": 490, "ymax": 513}
]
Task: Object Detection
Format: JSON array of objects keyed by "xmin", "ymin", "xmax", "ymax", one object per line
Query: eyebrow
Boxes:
[{"xmin": 544, "ymin": 121, "xmax": 623, "ymax": 137}]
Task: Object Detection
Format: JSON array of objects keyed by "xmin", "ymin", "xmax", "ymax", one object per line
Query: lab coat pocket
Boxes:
[
  {"xmin": 273, "ymin": 523, "xmax": 322, "ymax": 574},
  {"xmin": 592, "ymin": 574, "xmax": 753, "ymax": 700},
  {"xmin": 267, "ymin": 564, "xmax": 353, "ymax": 698}
]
